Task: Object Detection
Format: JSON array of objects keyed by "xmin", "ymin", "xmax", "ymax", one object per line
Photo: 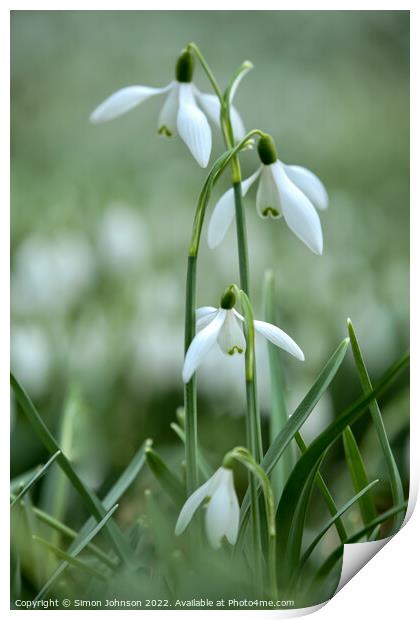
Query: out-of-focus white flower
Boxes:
[
  {"xmin": 97, "ymin": 203, "xmax": 150, "ymax": 271},
  {"xmin": 175, "ymin": 466, "xmax": 239, "ymax": 549},
  {"xmin": 182, "ymin": 291, "xmax": 304, "ymax": 383},
  {"xmin": 90, "ymin": 49, "xmax": 245, "ymax": 168},
  {"xmin": 208, "ymin": 134, "xmax": 328, "ymax": 255},
  {"xmin": 11, "ymin": 325, "xmax": 51, "ymax": 397},
  {"xmin": 12, "ymin": 233, "xmax": 95, "ymax": 315}
]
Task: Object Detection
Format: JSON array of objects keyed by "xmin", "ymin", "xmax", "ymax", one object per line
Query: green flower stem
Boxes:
[
  {"xmin": 224, "ymin": 447, "xmax": 277, "ymax": 600},
  {"xmin": 183, "ymin": 131, "xmax": 264, "ymax": 497},
  {"xmin": 184, "ymin": 255, "xmax": 198, "ymax": 495}
]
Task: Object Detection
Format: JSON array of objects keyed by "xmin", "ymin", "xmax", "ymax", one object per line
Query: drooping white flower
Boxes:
[
  {"xmin": 90, "ymin": 49, "xmax": 245, "ymax": 168},
  {"xmin": 182, "ymin": 290, "xmax": 304, "ymax": 383},
  {"xmin": 207, "ymin": 133, "xmax": 328, "ymax": 254},
  {"xmin": 175, "ymin": 466, "xmax": 239, "ymax": 549}
]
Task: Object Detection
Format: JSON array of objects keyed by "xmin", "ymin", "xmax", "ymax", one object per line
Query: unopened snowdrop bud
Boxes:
[
  {"xmin": 257, "ymin": 133, "xmax": 277, "ymax": 165},
  {"xmin": 175, "ymin": 49, "xmax": 195, "ymax": 83},
  {"xmin": 175, "ymin": 466, "xmax": 240, "ymax": 549}
]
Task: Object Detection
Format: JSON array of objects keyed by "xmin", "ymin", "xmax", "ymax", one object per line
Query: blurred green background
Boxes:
[{"xmin": 11, "ymin": 11, "xmax": 409, "ymax": 522}]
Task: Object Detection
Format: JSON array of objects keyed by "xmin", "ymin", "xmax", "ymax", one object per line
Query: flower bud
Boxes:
[
  {"xmin": 220, "ymin": 286, "xmax": 236, "ymax": 310},
  {"xmin": 257, "ymin": 133, "xmax": 278, "ymax": 165},
  {"xmin": 175, "ymin": 49, "xmax": 194, "ymax": 83}
]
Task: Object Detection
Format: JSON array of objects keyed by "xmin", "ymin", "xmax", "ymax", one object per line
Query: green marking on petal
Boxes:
[
  {"xmin": 262, "ymin": 207, "xmax": 280, "ymax": 218},
  {"xmin": 158, "ymin": 126, "xmax": 173, "ymax": 137},
  {"xmin": 228, "ymin": 346, "xmax": 244, "ymax": 356}
]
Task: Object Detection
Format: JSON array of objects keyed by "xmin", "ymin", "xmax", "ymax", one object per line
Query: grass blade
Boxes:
[
  {"xmin": 145, "ymin": 446, "xmax": 185, "ymax": 505},
  {"xmin": 342, "ymin": 426, "xmax": 377, "ymax": 528},
  {"xmin": 295, "ymin": 432, "xmax": 348, "ymax": 543},
  {"xmin": 296, "ymin": 479, "xmax": 379, "ymax": 579},
  {"xmin": 347, "ymin": 319, "xmax": 405, "ymax": 531},
  {"xmin": 275, "ymin": 351, "xmax": 408, "ymax": 588},
  {"xmin": 33, "ymin": 536, "xmax": 108, "ymax": 580},
  {"xmin": 10, "ymin": 451, "xmax": 61, "ymax": 510},
  {"xmin": 263, "ymin": 270, "xmax": 295, "ymax": 502},
  {"xmin": 34, "ymin": 504, "xmax": 119, "ymax": 601},
  {"xmin": 10, "ymin": 373, "xmax": 133, "ymax": 566},
  {"xmin": 10, "ymin": 495, "xmax": 118, "ymax": 569},
  {"xmin": 304, "ymin": 501, "xmax": 407, "ymax": 604},
  {"xmin": 66, "ymin": 438, "xmax": 151, "ymax": 562},
  {"xmin": 237, "ymin": 338, "xmax": 349, "ymax": 545},
  {"xmin": 11, "ymin": 466, "xmax": 43, "ymax": 494},
  {"xmin": 40, "ymin": 386, "xmax": 80, "ymax": 524}
]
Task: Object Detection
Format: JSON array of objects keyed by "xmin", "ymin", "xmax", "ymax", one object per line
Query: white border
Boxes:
[{"xmin": 3, "ymin": 3, "xmax": 417, "ymax": 618}]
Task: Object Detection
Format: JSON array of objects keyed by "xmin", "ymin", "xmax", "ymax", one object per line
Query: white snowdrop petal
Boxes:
[
  {"xmin": 182, "ymin": 310, "xmax": 226, "ymax": 382},
  {"xmin": 254, "ymin": 319, "xmax": 305, "ymax": 361},
  {"xmin": 207, "ymin": 188, "xmax": 236, "ymax": 249},
  {"xmin": 217, "ymin": 310, "xmax": 246, "ymax": 356},
  {"xmin": 175, "ymin": 475, "xmax": 215, "ymax": 536},
  {"xmin": 205, "ymin": 473, "xmax": 232, "ymax": 549},
  {"xmin": 256, "ymin": 165, "xmax": 282, "ymax": 219},
  {"xmin": 225, "ymin": 474, "xmax": 240, "ymax": 544},
  {"xmin": 195, "ymin": 92, "xmax": 221, "ymax": 126},
  {"xmin": 230, "ymin": 105, "xmax": 246, "ymax": 141},
  {"xmin": 283, "ymin": 164, "xmax": 329, "ymax": 211},
  {"xmin": 90, "ymin": 85, "xmax": 168, "ymax": 123},
  {"xmin": 207, "ymin": 169, "xmax": 260, "ymax": 249},
  {"xmin": 196, "ymin": 306, "xmax": 218, "ymax": 331},
  {"xmin": 157, "ymin": 83, "xmax": 179, "ymax": 137},
  {"xmin": 272, "ymin": 161, "xmax": 323, "ymax": 255},
  {"xmin": 177, "ymin": 84, "xmax": 212, "ymax": 168}
]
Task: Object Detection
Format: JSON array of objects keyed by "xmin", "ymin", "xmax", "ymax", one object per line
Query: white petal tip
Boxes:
[{"xmin": 182, "ymin": 368, "xmax": 192, "ymax": 384}]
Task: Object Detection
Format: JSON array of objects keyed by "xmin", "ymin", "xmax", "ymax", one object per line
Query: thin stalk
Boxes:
[{"xmin": 184, "ymin": 255, "xmax": 198, "ymax": 494}]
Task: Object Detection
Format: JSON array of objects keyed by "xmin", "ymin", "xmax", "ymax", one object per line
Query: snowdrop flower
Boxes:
[
  {"xmin": 175, "ymin": 466, "xmax": 239, "ymax": 549},
  {"xmin": 182, "ymin": 288, "xmax": 304, "ymax": 383},
  {"xmin": 90, "ymin": 49, "xmax": 245, "ymax": 168},
  {"xmin": 207, "ymin": 133, "xmax": 328, "ymax": 254}
]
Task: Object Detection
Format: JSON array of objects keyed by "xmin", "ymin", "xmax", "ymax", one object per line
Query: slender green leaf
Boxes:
[
  {"xmin": 238, "ymin": 338, "xmax": 349, "ymax": 545},
  {"xmin": 63, "ymin": 437, "xmax": 151, "ymax": 568},
  {"xmin": 304, "ymin": 501, "xmax": 407, "ymax": 604},
  {"xmin": 275, "ymin": 352, "xmax": 408, "ymax": 587},
  {"xmin": 348, "ymin": 319, "xmax": 405, "ymax": 531},
  {"xmin": 263, "ymin": 270, "xmax": 294, "ymax": 502},
  {"xmin": 368, "ymin": 524, "xmax": 382, "ymax": 541},
  {"xmin": 11, "ymin": 466, "xmax": 42, "ymax": 493},
  {"xmin": 296, "ymin": 479, "xmax": 379, "ymax": 580},
  {"xmin": 10, "ymin": 373, "xmax": 133, "ymax": 566},
  {"xmin": 342, "ymin": 426, "xmax": 377, "ymax": 527},
  {"xmin": 146, "ymin": 447, "xmax": 185, "ymax": 505},
  {"xmin": 295, "ymin": 432, "xmax": 347, "ymax": 543},
  {"xmin": 10, "ymin": 494, "xmax": 118, "ymax": 568},
  {"xmin": 170, "ymin": 422, "xmax": 213, "ymax": 479},
  {"xmin": 11, "ymin": 451, "xmax": 61, "ymax": 510},
  {"xmin": 40, "ymin": 386, "xmax": 80, "ymax": 524},
  {"xmin": 34, "ymin": 504, "xmax": 119, "ymax": 601},
  {"xmin": 33, "ymin": 536, "xmax": 108, "ymax": 580}
]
